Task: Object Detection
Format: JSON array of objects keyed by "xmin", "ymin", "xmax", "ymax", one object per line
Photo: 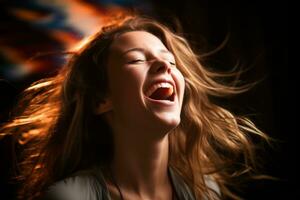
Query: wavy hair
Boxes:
[{"xmin": 1, "ymin": 15, "xmax": 268, "ymax": 200}]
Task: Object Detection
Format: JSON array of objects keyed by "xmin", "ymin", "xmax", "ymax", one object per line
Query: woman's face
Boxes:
[{"xmin": 106, "ymin": 31, "xmax": 185, "ymax": 136}]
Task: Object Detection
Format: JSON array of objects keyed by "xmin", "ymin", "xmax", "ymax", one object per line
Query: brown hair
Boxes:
[{"xmin": 1, "ymin": 15, "xmax": 268, "ymax": 200}]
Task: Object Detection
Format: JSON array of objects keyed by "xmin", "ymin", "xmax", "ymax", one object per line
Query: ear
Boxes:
[{"xmin": 95, "ymin": 98, "xmax": 113, "ymax": 114}]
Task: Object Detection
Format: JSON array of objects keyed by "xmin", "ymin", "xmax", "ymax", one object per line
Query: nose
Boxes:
[{"xmin": 149, "ymin": 59, "xmax": 171, "ymax": 74}]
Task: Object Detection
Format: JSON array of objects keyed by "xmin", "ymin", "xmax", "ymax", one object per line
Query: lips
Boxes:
[{"xmin": 144, "ymin": 78, "xmax": 176, "ymax": 102}]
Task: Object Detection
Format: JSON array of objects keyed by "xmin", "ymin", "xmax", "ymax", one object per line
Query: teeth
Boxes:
[{"xmin": 145, "ymin": 82, "xmax": 174, "ymax": 97}]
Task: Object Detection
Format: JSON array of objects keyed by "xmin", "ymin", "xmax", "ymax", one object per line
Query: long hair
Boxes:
[{"xmin": 1, "ymin": 15, "xmax": 268, "ymax": 200}]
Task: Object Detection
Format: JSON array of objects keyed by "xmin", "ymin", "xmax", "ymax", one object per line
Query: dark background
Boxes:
[{"xmin": 0, "ymin": 0, "xmax": 290, "ymax": 199}]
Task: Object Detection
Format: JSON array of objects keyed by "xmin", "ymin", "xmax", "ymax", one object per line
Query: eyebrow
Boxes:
[{"xmin": 121, "ymin": 48, "xmax": 173, "ymax": 56}]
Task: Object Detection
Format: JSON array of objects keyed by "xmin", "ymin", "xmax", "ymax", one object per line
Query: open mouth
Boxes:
[{"xmin": 145, "ymin": 82, "xmax": 175, "ymax": 102}]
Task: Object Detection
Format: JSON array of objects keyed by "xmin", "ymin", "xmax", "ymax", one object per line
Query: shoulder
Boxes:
[
  {"xmin": 169, "ymin": 167, "xmax": 221, "ymax": 200},
  {"xmin": 203, "ymin": 175, "xmax": 221, "ymax": 199},
  {"xmin": 168, "ymin": 167, "xmax": 196, "ymax": 200},
  {"xmin": 43, "ymin": 168, "xmax": 109, "ymax": 200}
]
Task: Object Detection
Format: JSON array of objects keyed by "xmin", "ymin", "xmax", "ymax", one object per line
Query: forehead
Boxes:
[{"xmin": 109, "ymin": 31, "xmax": 167, "ymax": 54}]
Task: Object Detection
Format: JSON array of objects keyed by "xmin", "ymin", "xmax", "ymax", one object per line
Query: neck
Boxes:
[{"xmin": 108, "ymin": 127, "xmax": 172, "ymax": 199}]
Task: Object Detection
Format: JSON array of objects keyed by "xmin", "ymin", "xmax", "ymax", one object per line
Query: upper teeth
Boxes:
[{"xmin": 145, "ymin": 82, "xmax": 174, "ymax": 97}]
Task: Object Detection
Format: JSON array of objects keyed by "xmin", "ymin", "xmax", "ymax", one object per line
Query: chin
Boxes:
[{"xmin": 154, "ymin": 112, "xmax": 181, "ymax": 132}]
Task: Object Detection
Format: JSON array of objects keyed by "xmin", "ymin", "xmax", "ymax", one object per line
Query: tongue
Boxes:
[{"xmin": 149, "ymin": 87, "xmax": 173, "ymax": 100}]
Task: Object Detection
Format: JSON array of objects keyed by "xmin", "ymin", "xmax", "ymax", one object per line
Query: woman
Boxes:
[{"xmin": 1, "ymin": 15, "xmax": 267, "ymax": 200}]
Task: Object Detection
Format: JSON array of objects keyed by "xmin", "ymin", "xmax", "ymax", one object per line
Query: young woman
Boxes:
[{"xmin": 1, "ymin": 15, "xmax": 268, "ymax": 200}]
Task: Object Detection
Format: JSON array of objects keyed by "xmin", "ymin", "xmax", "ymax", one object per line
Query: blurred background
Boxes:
[{"xmin": 0, "ymin": 0, "xmax": 290, "ymax": 199}]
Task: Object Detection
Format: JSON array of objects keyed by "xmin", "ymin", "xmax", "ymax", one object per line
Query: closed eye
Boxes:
[
  {"xmin": 169, "ymin": 61, "xmax": 176, "ymax": 66},
  {"xmin": 127, "ymin": 59, "xmax": 145, "ymax": 64}
]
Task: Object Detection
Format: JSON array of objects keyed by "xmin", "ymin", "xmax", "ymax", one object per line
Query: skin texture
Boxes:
[{"xmin": 98, "ymin": 31, "xmax": 185, "ymax": 199}]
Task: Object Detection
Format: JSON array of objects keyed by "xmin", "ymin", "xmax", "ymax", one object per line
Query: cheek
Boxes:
[
  {"xmin": 174, "ymin": 70, "xmax": 185, "ymax": 98},
  {"xmin": 109, "ymin": 68, "xmax": 145, "ymax": 105}
]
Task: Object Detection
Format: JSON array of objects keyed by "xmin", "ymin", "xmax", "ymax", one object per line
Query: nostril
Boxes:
[
  {"xmin": 166, "ymin": 67, "xmax": 171, "ymax": 73},
  {"xmin": 155, "ymin": 63, "xmax": 171, "ymax": 74},
  {"xmin": 150, "ymin": 59, "xmax": 171, "ymax": 74}
]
